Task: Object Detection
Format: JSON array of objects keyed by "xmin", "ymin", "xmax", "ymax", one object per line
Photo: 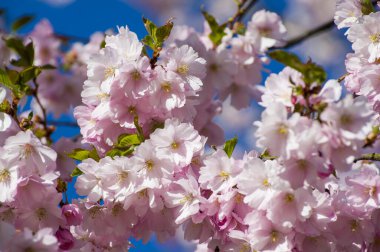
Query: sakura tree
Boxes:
[{"xmin": 1, "ymin": 0, "xmax": 380, "ymax": 251}]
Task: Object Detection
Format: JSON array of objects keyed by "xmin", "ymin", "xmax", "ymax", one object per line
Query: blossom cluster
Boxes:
[
  {"xmin": 335, "ymin": 0, "xmax": 380, "ymax": 116},
  {"xmin": 1, "ymin": 2, "xmax": 380, "ymax": 251}
]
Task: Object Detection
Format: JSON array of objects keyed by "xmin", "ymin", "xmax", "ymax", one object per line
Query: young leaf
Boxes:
[
  {"xmin": 11, "ymin": 15, "xmax": 34, "ymax": 32},
  {"xmin": 268, "ymin": 50, "xmax": 326, "ymax": 84},
  {"xmin": 142, "ymin": 17, "xmax": 174, "ymax": 51},
  {"xmin": 202, "ymin": 11, "xmax": 226, "ymax": 46},
  {"xmin": 361, "ymin": 0, "xmax": 375, "ymax": 15},
  {"xmin": 0, "ymin": 68, "xmax": 24, "ymax": 98},
  {"xmin": 223, "ymin": 137, "xmax": 238, "ymax": 158},
  {"xmin": 6, "ymin": 38, "xmax": 34, "ymax": 67},
  {"xmin": 71, "ymin": 167, "xmax": 84, "ymax": 177},
  {"xmin": 19, "ymin": 66, "xmax": 42, "ymax": 83},
  {"xmin": 68, "ymin": 148, "xmax": 99, "ymax": 161},
  {"xmin": 0, "ymin": 68, "xmax": 14, "ymax": 88},
  {"xmin": 117, "ymin": 134, "xmax": 141, "ymax": 148}
]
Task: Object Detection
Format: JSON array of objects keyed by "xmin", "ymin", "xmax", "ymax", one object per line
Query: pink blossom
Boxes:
[
  {"xmin": 162, "ymin": 45, "xmax": 206, "ymax": 91},
  {"xmin": 3, "ymin": 130, "xmax": 57, "ymax": 178},
  {"xmin": 150, "ymin": 118, "xmax": 205, "ymax": 166},
  {"xmin": 166, "ymin": 175, "xmax": 203, "ymax": 224},
  {"xmin": 348, "ymin": 12, "xmax": 380, "ymax": 63},
  {"xmin": 62, "ymin": 204, "xmax": 83, "ymax": 226},
  {"xmin": 55, "ymin": 226, "xmax": 75, "ymax": 250},
  {"xmin": 247, "ymin": 10, "xmax": 287, "ymax": 51}
]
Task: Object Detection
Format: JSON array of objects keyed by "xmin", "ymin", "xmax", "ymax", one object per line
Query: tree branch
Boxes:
[
  {"xmin": 353, "ymin": 153, "xmax": 380, "ymax": 163},
  {"xmin": 278, "ymin": 20, "xmax": 336, "ymax": 49},
  {"xmin": 224, "ymin": 0, "xmax": 259, "ymax": 29},
  {"xmin": 48, "ymin": 121, "xmax": 78, "ymax": 127}
]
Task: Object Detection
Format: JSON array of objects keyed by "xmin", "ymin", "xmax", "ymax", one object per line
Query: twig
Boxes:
[
  {"xmin": 353, "ymin": 153, "xmax": 380, "ymax": 163},
  {"xmin": 224, "ymin": 0, "xmax": 259, "ymax": 29},
  {"xmin": 48, "ymin": 121, "xmax": 78, "ymax": 127},
  {"xmin": 54, "ymin": 33, "xmax": 89, "ymax": 43},
  {"xmin": 279, "ymin": 20, "xmax": 336, "ymax": 49},
  {"xmin": 33, "ymin": 78, "xmax": 54, "ymax": 141},
  {"xmin": 338, "ymin": 73, "xmax": 349, "ymax": 83}
]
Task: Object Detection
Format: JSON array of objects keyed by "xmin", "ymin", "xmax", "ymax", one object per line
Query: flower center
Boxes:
[
  {"xmin": 297, "ymin": 159, "xmax": 308, "ymax": 170},
  {"xmin": 340, "ymin": 114, "xmax": 352, "ymax": 125},
  {"xmin": 259, "ymin": 27, "xmax": 272, "ymax": 37},
  {"xmin": 366, "ymin": 186, "xmax": 377, "ymax": 197},
  {"xmin": 88, "ymin": 206, "xmax": 101, "ymax": 219},
  {"xmin": 35, "ymin": 207, "xmax": 47, "ymax": 221},
  {"xmin": 277, "ymin": 124, "xmax": 288, "ymax": 135},
  {"xmin": 131, "ymin": 70, "xmax": 141, "ymax": 81},
  {"xmin": 177, "ymin": 64, "xmax": 189, "ymax": 75},
  {"xmin": 161, "ymin": 82, "xmax": 172, "ymax": 93},
  {"xmin": 111, "ymin": 203, "xmax": 123, "ymax": 216},
  {"xmin": 270, "ymin": 230, "xmax": 278, "ymax": 243},
  {"xmin": 0, "ymin": 169, "xmax": 10, "ymax": 183},
  {"xmin": 24, "ymin": 144, "xmax": 33, "ymax": 158},
  {"xmin": 118, "ymin": 171, "xmax": 129, "ymax": 182},
  {"xmin": 262, "ymin": 178, "xmax": 271, "ymax": 187},
  {"xmin": 209, "ymin": 63, "xmax": 218, "ymax": 72},
  {"xmin": 219, "ymin": 171, "xmax": 230, "ymax": 181},
  {"xmin": 138, "ymin": 189, "xmax": 148, "ymax": 198},
  {"xmin": 145, "ymin": 160, "xmax": 154, "ymax": 171},
  {"xmin": 96, "ymin": 93, "xmax": 109, "ymax": 100},
  {"xmin": 350, "ymin": 220, "xmax": 359, "ymax": 232},
  {"xmin": 370, "ymin": 33, "xmax": 380, "ymax": 43},
  {"xmin": 128, "ymin": 106, "xmax": 136, "ymax": 115},
  {"xmin": 284, "ymin": 193, "xmax": 294, "ymax": 203},
  {"xmin": 171, "ymin": 141, "xmax": 180, "ymax": 149},
  {"xmin": 179, "ymin": 193, "xmax": 194, "ymax": 204},
  {"xmin": 104, "ymin": 67, "xmax": 115, "ymax": 79}
]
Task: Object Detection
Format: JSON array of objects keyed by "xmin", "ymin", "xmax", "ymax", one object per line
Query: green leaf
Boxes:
[
  {"xmin": 223, "ymin": 137, "xmax": 238, "ymax": 158},
  {"xmin": 0, "ymin": 68, "xmax": 14, "ymax": 88},
  {"xmin": 100, "ymin": 40, "xmax": 106, "ymax": 49},
  {"xmin": 259, "ymin": 149, "xmax": 277, "ymax": 161},
  {"xmin": 11, "ymin": 15, "xmax": 34, "ymax": 32},
  {"xmin": 143, "ymin": 17, "xmax": 158, "ymax": 41},
  {"xmin": 106, "ymin": 146, "xmax": 135, "ymax": 158},
  {"xmin": 6, "ymin": 38, "xmax": 34, "ymax": 67},
  {"xmin": 68, "ymin": 148, "xmax": 99, "ymax": 161},
  {"xmin": 361, "ymin": 0, "xmax": 375, "ymax": 15},
  {"xmin": 155, "ymin": 19, "xmax": 173, "ymax": 45},
  {"xmin": 0, "ymin": 68, "xmax": 25, "ymax": 98},
  {"xmin": 71, "ymin": 167, "xmax": 83, "ymax": 177},
  {"xmin": 202, "ymin": 11, "xmax": 227, "ymax": 46},
  {"xmin": 142, "ymin": 17, "xmax": 173, "ymax": 51},
  {"xmin": 117, "ymin": 134, "xmax": 141, "ymax": 148},
  {"xmin": 40, "ymin": 64, "xmax": 56, "ymax": 70},
  {"xmin": 19, "ymin": 66, "xmax": 42, "ymax": 83},
  {"xmin": 142, "ymin": 35, "xmax": 156, "ymax": 51},
  {"xmin": 268, "ymin": 50, "xmax": 326, "ymax": 84}
]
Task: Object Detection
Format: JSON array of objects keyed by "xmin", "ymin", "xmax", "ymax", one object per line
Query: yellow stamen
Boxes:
[
  {"xmin": 219, "ymin": 171, "xmax": 230, "ymax": 181},
  {"xmin": 104, "ymin": 67, "xmax": 115, "ymax": 79},
  {"xmin": 145, "ymin": 160, "xmax": 154, "ymax": 171},
  {"xmin": 177, "ymin": 64, "xmax": 189, "ymax": 75},
  {"xmin": 161, "ymin": 82, "xmax": 171, "ymax": 93},
  {"xmin": 0, "ymin": 169, "xmax": 10, "ymax": 183}
]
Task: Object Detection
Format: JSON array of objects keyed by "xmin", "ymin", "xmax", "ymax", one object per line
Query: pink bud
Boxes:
[
  {"xmin": 62, "ymin": 204, "xmax": 83, "ymax": 226},
  {"xmin": 56, "ymin": 227, "xmax": 74, "ymax": 251}
]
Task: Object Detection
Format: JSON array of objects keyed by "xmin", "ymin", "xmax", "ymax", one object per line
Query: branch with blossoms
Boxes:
[{"xmin": 2, "ymin": 0, "xmax": 380, "ymax": 251}]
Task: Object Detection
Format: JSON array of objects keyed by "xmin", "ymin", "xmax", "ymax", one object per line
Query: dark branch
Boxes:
[
  {"xmin": 224, "ymin": 0, "xmax": 259, "ymax": 29},
  {"xmin": 279, "ymin": 20, "xmax": 336, "ymax": 49},
  {"xmin": 48, "ymin": 121, "xmax": 78, "ymax": 127},
  {"xmin": 353, "ymin": 153, "xmax": 380, "ymax": 163}
]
